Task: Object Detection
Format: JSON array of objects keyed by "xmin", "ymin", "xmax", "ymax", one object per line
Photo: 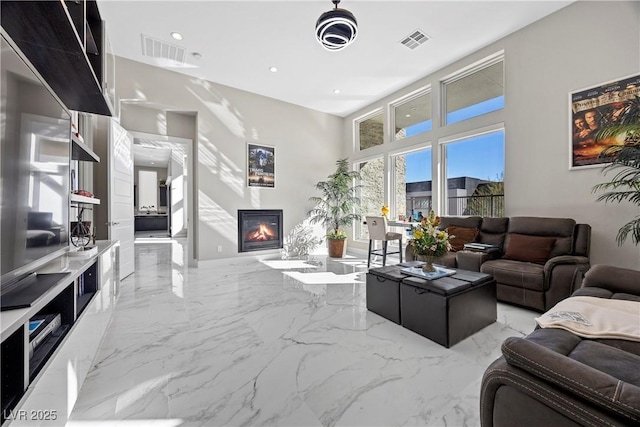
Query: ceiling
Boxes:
[
  {"xmin": 98, "ymin": 0, "xmax": 575, "ymax": 117},
  {"xmin": 133, "ymin": 144, "xmax": 172, "ymax": 167}
]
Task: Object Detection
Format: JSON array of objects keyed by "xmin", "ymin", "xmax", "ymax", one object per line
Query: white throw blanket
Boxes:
[{"xmin": 536, "ymin": 296, "xmax": 640, "ymax": 342}]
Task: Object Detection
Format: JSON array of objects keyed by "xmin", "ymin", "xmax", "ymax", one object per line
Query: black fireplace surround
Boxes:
[{"xmin": 238, "ymin": 209, "xmax": 283, "ymax": 253}]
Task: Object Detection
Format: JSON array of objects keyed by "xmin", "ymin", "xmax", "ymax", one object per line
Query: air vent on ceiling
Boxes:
[
  {"xmin": 140, "ymin": 34, "xmax": 186, "ymax": 64},
  {"xmin": 400, "ymin": 30, "xmax": 429, "ymax": 50}
]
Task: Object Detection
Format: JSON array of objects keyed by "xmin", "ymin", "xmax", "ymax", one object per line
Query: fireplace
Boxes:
[{"xmin": 238, "ymin": 209, "xmax": 283, "ymax": 252}]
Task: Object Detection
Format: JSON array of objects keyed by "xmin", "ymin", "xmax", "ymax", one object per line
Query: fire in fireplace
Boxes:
[{"xmin": 238, "ymin": 209, "xmax": 283, "ymax": 252}]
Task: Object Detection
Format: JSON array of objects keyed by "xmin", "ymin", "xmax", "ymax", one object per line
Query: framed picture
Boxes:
[
  {"xmin": 569, "ymin": 73, "xmax": 640, "ymax": 169},
  {"xmin": 247, "ymin": 143, "xmax": 275, "ymax": 188}
]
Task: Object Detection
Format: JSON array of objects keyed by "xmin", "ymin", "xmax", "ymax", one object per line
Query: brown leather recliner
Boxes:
[
  {"xmin": 480, "ymin": 217, "xmax": 591, "ymax": 312},
  {"xmin": 480, "ymin": 265, "xmax": 640, "ymax": 427}
]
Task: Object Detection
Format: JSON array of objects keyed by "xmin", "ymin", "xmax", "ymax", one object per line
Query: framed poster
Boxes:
[
  {"xmin": 569, "ymin": 74, "xmax": 640, "ymax": 169},
  {"xmin": 247, "ymin": 143, "xmax": 275, "ymax": 188}
]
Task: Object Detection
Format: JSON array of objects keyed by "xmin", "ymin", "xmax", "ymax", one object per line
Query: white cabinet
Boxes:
[{"xmin": 0, "ymin": 242, "xmax": 118, "ymax": 426}]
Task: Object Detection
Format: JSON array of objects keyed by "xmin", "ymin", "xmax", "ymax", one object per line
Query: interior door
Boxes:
[{"xmin": 108, "ymin": 120, "xmax": 135, "ymax": 280}]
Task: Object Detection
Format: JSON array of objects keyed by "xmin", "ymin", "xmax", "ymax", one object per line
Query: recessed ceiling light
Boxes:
[
  {"xmin": 192, "ymin": 52, "xmax": 202, "ymax": 60},
  {"xmin": 333, "ymin": 89, "xmax": 341, "ymax": 94},
  {"xmin": 269, "ymin": 66, "xmax": 278, "ymax": 72},
  {"xmin": 405, "ymin": 114, "xmax": 411, "ymax": 118},
  {"xmin": 170, "ymin": 32, "xmax": 183, "ymax": 41},
  {"xmin": 150, "ymin": 162, "xmax": 155, "ymax": 165}
]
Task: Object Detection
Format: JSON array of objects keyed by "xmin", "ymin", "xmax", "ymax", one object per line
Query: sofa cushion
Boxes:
[
  {"xmin": 507, "ymin": 217, "xmax": 576, "ymax": 257},
  {"xmin": 446, "ymin": 225, "xmax": 479, "ymax": 251},
  {"xmin": 477, "ymin": 217, "xmax": 509, "ymax": 250},
  {"xmin": 503, "ymin": 234, "xmax": 556, "ymax": 264},
  {"xmin": 481, "ymin": 259, "xmax": 545, "ymax": 291}
]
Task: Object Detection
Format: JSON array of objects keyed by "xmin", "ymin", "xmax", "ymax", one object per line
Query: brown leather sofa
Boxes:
[
  {"xmin": 480, "ymin": 265, "xmax": 640, "ymax": 427},
  {"xmin": 406, "ymin": 216, "xmax": 591, "ymax": 312}
]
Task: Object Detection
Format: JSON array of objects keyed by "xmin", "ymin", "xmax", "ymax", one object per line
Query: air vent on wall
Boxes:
[
  {"xmin": 140, "ymin": 34, "xmax": 186, "ymax": 64},
  {"xmin": 400, "ymin": 30, "xmax": 429, "ymax": 50}
]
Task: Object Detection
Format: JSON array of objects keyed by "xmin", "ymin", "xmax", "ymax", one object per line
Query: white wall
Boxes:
[
  {"xmin": 343, "ymin": 0, "xmax": 640, "ymax": 269},
  {"xmin": 113, "ymin": 57, "xmax": 343, "ymax": 260}
]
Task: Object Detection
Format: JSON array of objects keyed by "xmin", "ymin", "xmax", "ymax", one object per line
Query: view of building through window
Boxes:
[
  {"xmin": 445, "ymin": 130, "xmax": 505, "ymax": 216},
  {"xmin": 358, "ymin": 112, "xmax": 384, "ymax": 150},
  {"xmin": 357, "ymin": 157, "xmax": 384, "ymax": 239},
  {"xmin": 393, "ymin": 148, "xmax": 432, "ymax": 220}
]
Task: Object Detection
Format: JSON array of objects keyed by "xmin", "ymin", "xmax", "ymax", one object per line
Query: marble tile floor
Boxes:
[{"xmin": 69, "ymin": 239, "xmax": 539, "ymax": 427}]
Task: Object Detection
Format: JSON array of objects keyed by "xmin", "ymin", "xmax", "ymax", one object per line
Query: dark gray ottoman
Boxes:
[
  {"xmin": 400, "ymin": 270, "xmax": 496, "ymax": 347},
  {"xmin": 366, "ymin": 265, "xmax": 406, "ymax": 324}
]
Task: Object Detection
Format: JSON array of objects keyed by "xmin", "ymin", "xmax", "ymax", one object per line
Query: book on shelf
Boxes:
[{"xmin": 400, "ymin": 266, "xmax": 456, "ymax": 281}]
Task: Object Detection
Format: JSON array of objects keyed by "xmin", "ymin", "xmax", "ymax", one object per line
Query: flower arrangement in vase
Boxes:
[{"xmin": 408, "ymin": 211, "xmax": 453, "ymax": 272}]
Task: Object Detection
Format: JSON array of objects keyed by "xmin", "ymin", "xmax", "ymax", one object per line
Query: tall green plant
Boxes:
[
  {"xmin": 592, "ymin": 126, "xmax": 640, "ymax": 246},
  {"xmin": 307, "ymin": 158, "xmax": 362, "ymax": 239}
]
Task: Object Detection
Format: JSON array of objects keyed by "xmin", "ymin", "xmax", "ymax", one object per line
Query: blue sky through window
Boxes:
[
  {"xmin": 405, "ymin": 96, "xmax": 504, "ymax": 182},
  {"xmin": 447, "ymin": 96, "xmax": 504, "ymax": 125}
]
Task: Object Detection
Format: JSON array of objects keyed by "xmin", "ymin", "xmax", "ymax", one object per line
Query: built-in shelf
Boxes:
[
  {"xmin": 72, "ymin": 134, "xmax": 100, "ymax": 162},
  {"xmin": 70, "ymin": 194, "xmax": 100, "ymax": 205},
  {"xmin": 1, "ymin": 0, "xmax": 113, "ymax": 116}
]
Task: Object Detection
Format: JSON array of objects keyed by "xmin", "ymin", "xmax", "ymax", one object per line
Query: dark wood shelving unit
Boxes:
[{"xmin": 1, "ymin": 0, "xmax": 112, "ymax": 116}]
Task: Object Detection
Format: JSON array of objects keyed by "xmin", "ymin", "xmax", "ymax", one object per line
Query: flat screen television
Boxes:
[{"xmin": 1, "ymin": 33, "xmax": 71, "ymax": 286}]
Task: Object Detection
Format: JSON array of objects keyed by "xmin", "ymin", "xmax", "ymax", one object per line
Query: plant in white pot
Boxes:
[{"xmin": 307, "ymin": 158, "xmax": 362, "ymax": 258}]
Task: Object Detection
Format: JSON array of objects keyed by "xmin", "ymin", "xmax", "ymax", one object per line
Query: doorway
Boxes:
[{"xmin": 130, "ymin": 131, "xmax": 196, "ymax": 266}]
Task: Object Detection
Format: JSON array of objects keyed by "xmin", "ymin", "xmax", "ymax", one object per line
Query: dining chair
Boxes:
[{"xmin": 365, "ymin": 215, "xmax": 403, "ymax": 268}]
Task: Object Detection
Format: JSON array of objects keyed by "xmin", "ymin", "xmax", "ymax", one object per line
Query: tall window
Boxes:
[
  {"xmin": 392, "ymin": 90, "xmax": 432, "ymax": 140},
  {"xmin": 358, "ymin": 111, "xmax": 384, "ymax": 150},
  {"xmin": 392, "ymin": 148, "xmax": 432, "ymax": 220},
  {"xmin": 444, "ymin": 130, "xmax": 504, "ymax": 216},
  {"xmin": 443, "ymin": 59, "xmax": 504, "ymax": 125},
  {"xmin": 357, "ymin": 157, "xmax": 384, "ymax": 239}
]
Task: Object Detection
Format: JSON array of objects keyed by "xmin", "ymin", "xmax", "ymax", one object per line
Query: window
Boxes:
[
  {"xmin": 393, "ymin": 90, "xmax": 432, "ymax": 140},
  {"xmin": 357, "ymin": 157, "xmax": 384, "ymax": 239},
  {"xmin": 443, "ymin": 130, "xmax": 504, "ymax": 216},
  {"xmin": 358, "ymin": 111, "xmax": 384, "ymax": 150},
  {"xmin": 138, "ymin": 170, "xmax": 158, "ymax": 209},
  {"xmin": 443, "ymin": 60, "xmax": 504, "ymax": 125},
  {"xmin": 392, "ymin": 148, "xmax": 432, "ymax": 220}
]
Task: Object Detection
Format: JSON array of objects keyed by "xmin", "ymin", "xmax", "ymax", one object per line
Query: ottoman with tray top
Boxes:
[{"xmin": 400, "ymin": 269, "xmax": 497, "ymax": 347}]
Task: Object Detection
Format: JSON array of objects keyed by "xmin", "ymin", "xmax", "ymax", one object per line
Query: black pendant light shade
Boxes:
[{"xmin": 315, "ymin": 0, "xmax": 358, "ymax": 51}]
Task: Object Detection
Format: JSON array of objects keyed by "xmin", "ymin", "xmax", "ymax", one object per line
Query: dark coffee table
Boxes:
[{"xmin": 367, "ymin": 262, "xmax": 497, "ymax": 347}]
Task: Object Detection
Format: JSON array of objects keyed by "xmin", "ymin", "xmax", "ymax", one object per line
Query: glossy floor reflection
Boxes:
[{"xmin": 70, "ymin": 239, "xmax": 538, "ymax": 426}]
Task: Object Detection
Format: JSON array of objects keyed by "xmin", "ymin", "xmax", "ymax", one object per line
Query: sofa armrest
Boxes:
[
  {"xmin": 501, "ymin": 334, "xmax": 640, "ymax": 424},
  {"xmin": 543, "ymin": 255, "xmax": 590, "ymax": 275},
  {"xmin": 456, "ymin": 249, "xmax": 500, "ymax": 272},
  {"xmin": 582, "ymin": 264, "xmax": 640, "ymax": 295},
  {"xmin": 542, "ymin": 256, "xmax": 590, "ymax": 309}
]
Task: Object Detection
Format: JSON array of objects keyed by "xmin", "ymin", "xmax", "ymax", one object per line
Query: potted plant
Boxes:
[
  {"xmin": 307, "ymin": 158, "xmax": 362, "ymax": 258},
  {"xmin": 592, "ymin": 97, "xmax": 640, "ymax": 245}
]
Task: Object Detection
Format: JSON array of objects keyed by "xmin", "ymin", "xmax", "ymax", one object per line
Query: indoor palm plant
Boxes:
[
  {"xmin": 307, "ymin": 158, "xmax": 362, "ymax": 258},
  {"xmin": 592, "ymin": 96, "xmax": 640, "ymax": 246}
]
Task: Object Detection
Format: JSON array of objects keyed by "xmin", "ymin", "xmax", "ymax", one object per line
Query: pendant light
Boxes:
[{"xmin": 315, "ymin": 0, "xmax": 358, "ymax": 51}]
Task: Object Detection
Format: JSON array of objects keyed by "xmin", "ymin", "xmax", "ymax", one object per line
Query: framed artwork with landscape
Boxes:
[
  {"xmin": 569, "ymin": 73, "xmax": 640, "ymax": 169},
  {"xmin": 247, "ymin": 143, "xmax": 275, "ymax": 188}
]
